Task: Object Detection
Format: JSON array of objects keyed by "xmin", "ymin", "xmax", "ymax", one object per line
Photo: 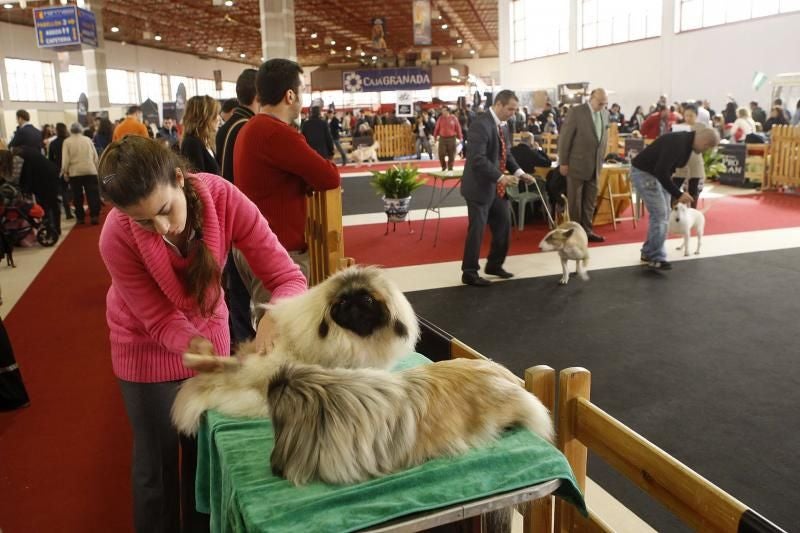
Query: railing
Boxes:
[
  {"xmin": 375, "ymin": 124, "xmax": 415, "ymax": 159},
  {"xmin": 767, "ymin": 125, "xmax": 800, "ymax": 189},
  {"xmin": 304, "ymin": 187, "xmax": 353, "ymax": 286}
]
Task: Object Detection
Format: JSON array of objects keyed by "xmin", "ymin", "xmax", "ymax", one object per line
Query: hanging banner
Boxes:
[
  {"xmin": 343, "ymin": 68, "xmax": 432, "ymax": 93},
  {"xmin": 412, "ymin": 0, "xmax": 432, "ymax": 46},
  {"xmin": 175, "ymin": 83, "xmax": 187, "ymax": 123},
  {"xmin": 33, "ymin": 6, "xmax": 97, "ymax": 48},
  {"xmin": 140, "ymin": 99, "xmax": 160, "ymax": 129},
  {"xmin": 396, "ymin": 91, "xmax": 413, "ymax": 117},
  {"xmin": 371, "ymin": 17, "xmax": 387, "ymax": 51}
]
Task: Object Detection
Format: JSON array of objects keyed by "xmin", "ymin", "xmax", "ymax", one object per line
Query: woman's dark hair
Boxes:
[
  {"xmin": 56, "ymin": 122, "xmax": 69, "ymax": 139},
  {"xmin": 0, "ymin": 150, "xmax": 13, "ymax": 179},
  {"xmin": 256, "ymin": 58, "xmax": 303, "ymax": 106},
  {"xmin": 97, "ymin": 118, "xmax": 114, "ymax": 139},
  {"xmin": 98, "ymin": 136, "xmax": 221, "ymax": 316}
]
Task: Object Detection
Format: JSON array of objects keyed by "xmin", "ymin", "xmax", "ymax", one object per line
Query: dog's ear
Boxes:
[
  {"xmin": 562, "ymin": 228, "xmax": 574, "ymax": 239},
  {"xmin": 393, "ymin": 319, "xmax": 408, "ymax": 339},
  {"xmin": 318, "ymin": 318, "xmax": 330, "ymax": 339}
]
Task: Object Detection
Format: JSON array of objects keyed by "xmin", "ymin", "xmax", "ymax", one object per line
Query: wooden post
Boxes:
[
  {"xmin": 555, "ymin": 368, "xmax": 591, "ymax": 533},
  {"xmin": 524, "ymin": 366, "xmax": 556, "ymax": 533},
  {"xmin": 305, "ymin": 187, "xmax": 352, "ymax": 286}
]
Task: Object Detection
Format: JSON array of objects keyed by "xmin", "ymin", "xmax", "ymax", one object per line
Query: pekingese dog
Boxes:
[
  {"xmin": 171, "ymin": 266, "xmax": 419, "ymax": 435},
  {"xmin": 267, "ymin": 358, "xmax": 554, "ymax": 486}
]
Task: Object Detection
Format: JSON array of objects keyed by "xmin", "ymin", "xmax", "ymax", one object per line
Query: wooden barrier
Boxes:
[
  {"xmin": 767, "ymin": 125, "xmax": 800, "ymax": 189},
  {"xmin": 555, "ymin": 367, "xmax": 786, "ymax": 533},
  {"xmin": 375, "ymin": 124, "xmax": 415, "ymax": 159},
  {"xmin": 540, "ymin": 133, "xmax": 558, "ymax": 160},
  {"xmin": 606, "ymin": 122, "xmax": 619, "ymax": 157},
  {"xmin": 305, "ymin": 187, "xmax": 354, "ymax": 286}
]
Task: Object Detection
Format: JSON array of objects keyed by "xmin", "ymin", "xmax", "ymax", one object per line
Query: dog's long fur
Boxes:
[
  {"xmin": 538, "ymin": 195, "xmax": 590, "ymax": 285},
  {"xmin": 170, "ymin": 266, "xmax": 419, "ymax": 435},
  {"xmin": 268, "ymin": 358, "xmax": 554, "ymax": 486},
  {"xmin": 669, "ymin": 202, "xmax": 707, "ymax": 256},
  {"xmin": 351, "ymin": 141, "xmax": 380, "ymax": 164}
]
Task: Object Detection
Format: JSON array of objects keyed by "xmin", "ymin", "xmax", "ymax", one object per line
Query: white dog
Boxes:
[
  {"xmin": 538, "ymin": 196, "xmax": 590, "ymax": 285},
  {"xmin": 350, "ymin": 141, "xmax": 380, "ymax": 164},
  {"xmin": 668, "ymin": 202, "xmax": 706, "ymax": 256}
]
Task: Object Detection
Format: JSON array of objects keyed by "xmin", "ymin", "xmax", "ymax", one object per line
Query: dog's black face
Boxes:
[{"xmin": 329, "ymin": 288, "xmax": 390, "ymax": 338}]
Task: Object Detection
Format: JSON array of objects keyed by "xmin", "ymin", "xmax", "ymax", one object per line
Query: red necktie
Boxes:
[{"xmin": 497, "ymin": 125, "xmax": 507, "ymax": 197}]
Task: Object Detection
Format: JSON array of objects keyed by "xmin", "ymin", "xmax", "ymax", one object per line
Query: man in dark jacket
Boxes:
[
  {"xmin": 8, "ymin": 110, "xmax": 43, "ymax": 152},
  {"xmin": 301, "ymin": 106, "xmax": 334, "ymax": 159},
  {"xmin": 631, "ymin": 129, "xmax": 719, "ymax": 270},
  {"xmin": 214, "ymin": 67, "xmax": 260, "ymax": 346},
  {"xmin": 14, "ymin": 147, "xmax": 61, "ymax": 237},
  {"xmin": 460, "ymin": 90, "xmax": 534, "ymax": 286},
  {"xmin": 328, "ymin": 111, "xmax": 348, "ymax": 166}
]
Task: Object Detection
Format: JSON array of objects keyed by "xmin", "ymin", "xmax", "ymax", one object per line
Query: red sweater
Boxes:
[{"xmin": 234, "ymin": 114, "xmax": 341, "ymax": 251}]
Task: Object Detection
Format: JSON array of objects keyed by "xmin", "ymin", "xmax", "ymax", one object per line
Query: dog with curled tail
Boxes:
[
  {"xmin": 171, "ymin": 266, "xmax": 420, "ymax": 435},
  {"xmin": 268, "ymin": 358, "xmax": 554, "ymax": 486}
]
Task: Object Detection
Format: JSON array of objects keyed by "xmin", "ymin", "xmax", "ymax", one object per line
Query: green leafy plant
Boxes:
[
  {"xmin": 704, "ymin": 149, "xmax": 725, "ymax": 180},
  {"xmin": 370, "ymin": 165, "xmax": 427, "ymax": 199}
]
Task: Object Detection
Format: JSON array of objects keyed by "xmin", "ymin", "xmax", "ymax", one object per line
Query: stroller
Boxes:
[{"xmin": 0, "ymin": 181, "xmax": 58, "ymax": 252}]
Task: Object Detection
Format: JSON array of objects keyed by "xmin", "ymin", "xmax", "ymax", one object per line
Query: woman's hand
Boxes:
[
  {"xmin": 254, "ymin": 313, "xmax": 278, "ymax": 353},
  {"xmin": 187, "ymin": 336, "xmax": 216, "ymax": 355}
]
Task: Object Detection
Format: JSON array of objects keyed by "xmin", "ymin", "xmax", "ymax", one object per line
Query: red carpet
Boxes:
[
  {"xmin": 0, "ymin": 218, "xmax": 133, "ymax": 533},
  {"xmin": 345, "ymin": 193, "xmax": 800, "ymax": 268}
]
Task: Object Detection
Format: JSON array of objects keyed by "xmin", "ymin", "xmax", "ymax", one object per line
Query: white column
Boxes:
[
  {"xmin": 660, "ymin": 0, "xmax": 676, "ymax": 101},
  {"xmin": 259, "ymin": 0, "xmax": 297, "ymax": 61},
  {"xmin": 0, "ymin": 50, "xmax": 9, "ymax": 141},
  {"xmin": 82, "ymin": 1, "xmax": 110, "ymax": 109}
]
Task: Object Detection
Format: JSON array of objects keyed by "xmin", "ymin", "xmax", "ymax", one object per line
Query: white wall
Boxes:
[
  {"xmin": 0, "ymin": 21, "xmax": 255, "ymax": 138},
  {"xmin": 499, "ymin": 0, "xmax": 800, "ymax": 115}
]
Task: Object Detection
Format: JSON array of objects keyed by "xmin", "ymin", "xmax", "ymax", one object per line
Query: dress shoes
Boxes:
[
  {"xmin": 484, "ymin": 267, "xmax": 514, "ymax": 279},
  {"xmin": 462, "ymin": 273, "xmax": 491, "ymax": 287},
  {"xmin": 587, "ymin": 232, "xmax": 605, "ymax": 243}
]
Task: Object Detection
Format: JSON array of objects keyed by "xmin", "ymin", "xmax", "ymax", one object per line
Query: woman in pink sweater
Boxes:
[{"xmin": 98, "ymin": 136, "xmax": 306, "ymax": 533}]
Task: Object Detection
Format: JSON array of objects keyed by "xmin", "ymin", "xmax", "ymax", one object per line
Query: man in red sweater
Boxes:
[{"xmin": 234, "ymin": 58, "xmax": 340, "ymax": 279}]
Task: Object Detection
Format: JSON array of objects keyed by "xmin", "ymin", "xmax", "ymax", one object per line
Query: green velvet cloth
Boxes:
[{"xmin": 196, "ymin": 353, "xmax": 587, "ymax": 532}]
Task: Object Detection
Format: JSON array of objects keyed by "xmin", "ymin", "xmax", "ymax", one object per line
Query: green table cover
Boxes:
[{"xmin": 196, "ymin": 353, "xmax": 587, "ymax": 532}]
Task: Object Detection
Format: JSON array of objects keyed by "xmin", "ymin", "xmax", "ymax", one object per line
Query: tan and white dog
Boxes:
[
  {"xmin": 538, "ymin": 196, "xmax": 590, "ymax": 285},
  {"xmin": 350, "ymin": 141, "xmax": 380, "ymax": 164},
  {"xmin": 171, "ymin": 266, "xmax": 419, "ymax": 435},
  {"xmin": 268, "ymin": 358, "xmax": 554, "ymax": 486},
  {"xmin": 668, "ymin": 202, "xmax": 707, "ymax": 256}
]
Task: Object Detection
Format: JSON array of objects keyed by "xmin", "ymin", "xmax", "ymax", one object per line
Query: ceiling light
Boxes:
[
  {"xmin": 59, "ymin": 0, "xmax": 67, "ymax": 4},
  {"xmin": 345, "ymin": 45, "xmax": 351, "ymax": 51},
  {"xmin": 186, "ymin": 42, "xmax": 192, "ymax": 47},
  {"xmin": 360, "ymin": 51, "xmax": 366, "ymax": 56},
  {"xmin": 371, "ymin": 55, "xmax": 377, "ymax": 60},
  {"xmin": 330, "ymin": 40, "xmax": 336, "ymax": 45},
  {"xmin": 470, "ymin": 49, "xmax": 475, "ymax": 55},
  {"xmin": 456, "ymin": 38, "xmax": 462, "ymax": 44},
  {"xmin": 154, "ymin": 34, "xmax": 162, "ymax": 41},
  {"xmin": 310, "ymin": 32, "xmax": 318, "ymax": 39},
  {"xmin": 260, "ymin": 56, "xmax": 265, "ymax": 61},
  {"xmin": 239, "ymin": 52, "xmax": 246, "ymax": 58},
  {"xmin": 111, "ymin": 26, "xmax": 120, "ymax": 33},
  {"xmin": 441, "ymin": 24, "xmax": 448, "ymax": 30},
  {"xmin": 301, "ymin": 27, "xmax": 307, "ymax": 32},
  {"xmin": 216, "ymin": 46, "xmax": 224, "ymax": 52},
  {"xmin": 311, "ymin": 43, "xmax": 319, "ymax": 49},
  {"xmin": 224, "ymin": 0, "xmax": 234, "ymax": 6},
  {"xmin": 2, "ymin": 4, "xmax": 12, "ymax": 9},
  {"xmin": 330, "ymin": 49, "xmax": 336, "ymax": 55},
  {"xmin": 442, "ymin": 50, "xmax": 447, "ymax": 55}
]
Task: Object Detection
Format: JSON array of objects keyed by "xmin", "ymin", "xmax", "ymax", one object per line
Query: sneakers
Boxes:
[{"xmin": 647, "ymin": 260, "xmax": 672, "ymax": 271}]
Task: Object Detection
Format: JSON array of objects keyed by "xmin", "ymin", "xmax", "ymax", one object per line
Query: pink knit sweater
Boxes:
[{"xmin": 99, "ymin": 172, "xmax": 307, "ymax": 383}]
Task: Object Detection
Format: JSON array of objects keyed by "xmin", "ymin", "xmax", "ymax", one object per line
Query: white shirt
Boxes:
[
  {"xmin": 697, "ymin": 107, "xmax": 711, "ymax": 126},
  {"xmin": 733, "ymin": 117, "xmax": 756, "ymax": 137}
]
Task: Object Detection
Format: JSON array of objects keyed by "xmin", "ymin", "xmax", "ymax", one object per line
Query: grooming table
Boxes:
[{"xmin": 195, "ymin": 353, "xmax": 586, "ymax": 533}]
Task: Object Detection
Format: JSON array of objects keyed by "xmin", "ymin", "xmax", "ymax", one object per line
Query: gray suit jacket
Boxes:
[
  {"xmin": 460, "ymin": 112, "xmax": 520, "ymax": 204},
  {"xmin": 557, "ymin": 103, "xmax": 608, "ymax": 181}
]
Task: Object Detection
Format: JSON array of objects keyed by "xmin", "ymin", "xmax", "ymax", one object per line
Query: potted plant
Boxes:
[
  {"xmin": 370, "ymin": 165, "xmax": 427, "ymax": 223},
  {"xmin": 703, "ymin": 149, "xmax": 725, "ymax": 181}
]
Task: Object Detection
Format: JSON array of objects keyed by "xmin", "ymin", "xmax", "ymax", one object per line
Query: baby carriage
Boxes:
[{"xmin": 0, "ymin": 181, "xmax": 58, "ymax": 249}]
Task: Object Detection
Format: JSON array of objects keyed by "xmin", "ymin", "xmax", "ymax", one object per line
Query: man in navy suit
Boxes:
[
  {"xmin": 8, "ymin": 110, "xmax": 43, "ymax": 152},
  {"xmin": 460, "ymin": 90, "xmax": 534, "ymax": 287}
]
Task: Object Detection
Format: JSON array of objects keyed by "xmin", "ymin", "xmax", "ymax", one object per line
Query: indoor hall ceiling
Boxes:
[{"xmin": 0, "ymin": 0, "xmax": 498, "ymax": 66}]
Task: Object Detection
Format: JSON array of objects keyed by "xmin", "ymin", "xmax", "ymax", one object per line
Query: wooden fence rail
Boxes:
[
  {"xmin": 768, "ymin": 125, "xmax": 800, "ymax": 189},
  {"xmin": 375, "ymin": 124, "xmax": 415, "ymax": 159},
  {"xmin": 305, "ymin": 187, "xmax": 353, "ymax": 286}
]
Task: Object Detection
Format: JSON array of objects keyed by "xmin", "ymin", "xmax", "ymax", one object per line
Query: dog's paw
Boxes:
[
  {"xmin": 579, "ymin": 272, "xmax": 590, "ymax": 281},
  {"xmin": 694, "ymin": 251, "xmax": 700, "ymax": 255},
  {"xmin": 559, "ymin": 278, "xmax": 569, "ymax": 285}
]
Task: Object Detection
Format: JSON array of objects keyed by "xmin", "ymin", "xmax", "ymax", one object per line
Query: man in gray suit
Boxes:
[
  {"xmin": 461, "ymin": 90, "xmax": 534, "ymax": 287},
  {"xmin": 557, "ymin": 88, "xmax": 609, "ymax": 242}
]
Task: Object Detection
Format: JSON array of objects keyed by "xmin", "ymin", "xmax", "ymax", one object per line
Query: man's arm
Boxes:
[
  {"xmin": 557, "ymin": 108, "xmax": 577, "ymax": 173},
  {"xmin": 269, "ymin": 131, "xmax": 340, "ymax": 191}
]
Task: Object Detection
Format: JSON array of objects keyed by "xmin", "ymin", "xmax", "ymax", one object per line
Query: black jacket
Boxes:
[
  {"xmin": 301, "ymin": 116, "xmax": 334, "ymax": 159},
  {"xmin": 329, "ymin": 116, "xmax": 343, "ymax": 140},
  {"xmin": 18, "ymin": 148, "xmax": 59, "ymax": 203},
  {"xmin": 9, "ymin": 124, "xmax": 43, "ymax": 152},
  {"xmin": 48, "ymin": 136, "xmax": 66, "ymax": 176},
  {"xmin": 510, "ymin": 144, "xmax": 551, "ymax": 173},
  {"xmin": 181, "ymin": 134, "xmax": 219, "ymax": 174},
  {"xmin": 461, "ymin": 112, "xmax": 520, "ymax": 204},
  {"xmin": 215, "ymin": 106, "xmax": 254, "ymax": 183},
  {"xmin": 632, "ymin": 131, "xmax": 695, "ymax": 198}
]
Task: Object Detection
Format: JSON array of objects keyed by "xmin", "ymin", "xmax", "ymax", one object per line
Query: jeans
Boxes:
[
  {"xmin": 332, "ymin": 139, "xmax": 348, "ymax": 165},
  {"xmin": 631, "ymin": 167, "xmax": 672, "ymax": 262},
  {"xmin": 415, "ymin": 136, "xmax": 432, "ymax": 159}
]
